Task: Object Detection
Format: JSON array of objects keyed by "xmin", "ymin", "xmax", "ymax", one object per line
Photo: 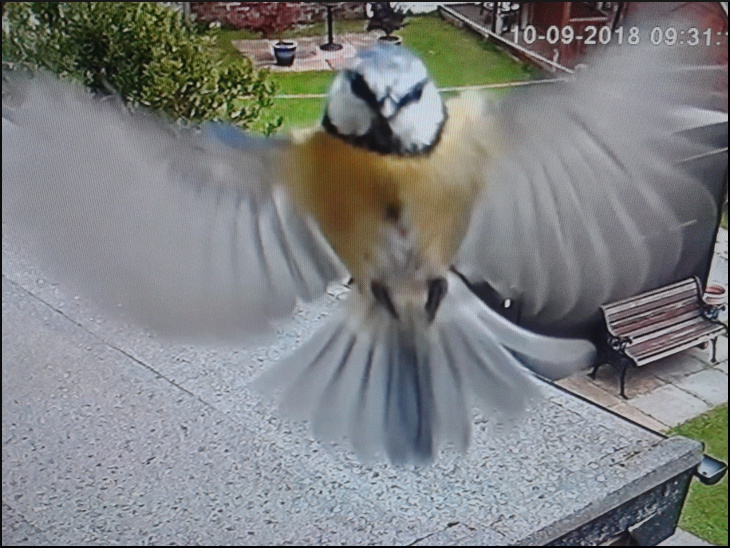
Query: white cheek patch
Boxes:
[
  {"xmin": 324, "ymin": 64, "xmax": 445, "ymax": 153},
  {"xmin": 361, "ymin": 54, "xmax": 428, "ymax": 104},
  {"xmin": 389, "ymin": 83, "xmax": 444, "ymax": 149},
  {"xmin": 327, "ymin": 75, "xmax": 374, "ymax": 137}
]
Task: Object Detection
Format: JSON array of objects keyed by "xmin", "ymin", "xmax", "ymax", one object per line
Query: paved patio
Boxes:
[{"xmin": 233, "ymin": 32, "xmax": 382, "ymax": 72}]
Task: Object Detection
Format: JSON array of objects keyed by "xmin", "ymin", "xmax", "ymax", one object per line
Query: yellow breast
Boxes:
[{"xmin": 284, "ymin": 94, "xmax": 497, "ymax": 282}]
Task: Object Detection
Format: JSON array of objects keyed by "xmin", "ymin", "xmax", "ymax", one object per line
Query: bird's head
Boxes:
[{"xmin": 322, "ymin": 44, "xmax": 446, "ymax": 156}]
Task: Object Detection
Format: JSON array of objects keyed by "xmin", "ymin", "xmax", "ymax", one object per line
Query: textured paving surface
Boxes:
[
  {"xmin": 631, "ymin": 385, "xmax": 712, "ymax": 429},
  {"xmin": 2, "ymin": 237, "xmax": 705, "ymax": 546}
]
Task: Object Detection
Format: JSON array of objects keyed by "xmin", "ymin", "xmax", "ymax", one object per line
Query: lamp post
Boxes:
[{"xmin": 319, "ymin": 2, "xmax": 343, "ymax": 51}]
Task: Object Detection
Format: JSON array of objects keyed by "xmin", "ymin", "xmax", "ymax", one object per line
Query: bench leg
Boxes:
[
  {"xmin": 711, "ymin": 337, "xmax": 717, "ymax": 363},
  {"xmin": 590, "ymin": 350, "xmax": 610, "ymax": 379},
  {"xmin": 619, "ymin": 362, "xmax": 629, "ymax": 399}
]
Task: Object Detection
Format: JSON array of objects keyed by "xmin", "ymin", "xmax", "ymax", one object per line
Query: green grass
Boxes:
[
  {"xmin": 213, "ymin": 28, "xmax": 260, "ymax": 60},
  {"xmin": 266, "ymin": 14, "xmax": 537, "ymax": 93},
  {"xmin": 273, "ymin": 71, "xmax": 337, "ymax": 96},
  {"xmin": 400, "ymin": 14, "xmax": 536, "ymax": 88},
  {"xmin": 211, "ymin": 14, "xmax": 536, "ymax": 130},
  {"xmin": 669, "ymin": 404, "xmax": 728, "ymax": 546},
  {"xmin": 721, "ymin": 204, "xmax": 728, "ymax": 230},
  {"xmin": 271, "ymin": 97, "xmax": 326, "ymax": 130}
]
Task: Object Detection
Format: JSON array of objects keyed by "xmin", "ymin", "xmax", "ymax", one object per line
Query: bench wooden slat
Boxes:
[
  {"xmin": 630, "ymin": 325, "xmax": 726, "ymax": 366},
  {"xmin": 596, "ymin": 276, "xmax": 727, "ymax": 398},
  {"xmin": 606, "ymin": 291, "xmax": 698, "ymax": 325},
  {"xmin": 613, "ymin": 306, "xmax": 704, "ymax": 339},
  {"xmin": 609, "ymin": 298, "xmax": 700, "ymax": 333},
  {"xmin": 629, "ymin": 315, "xmax": 714, "ymax": 346},
  {"xmin": 603, "ymin": 279, "xmax": 699, "ymax": 315},
  {"xmin": 628, "ymin": 318, "xmax": 725, "ymax": 359},
  {"xmin": 604, "ymin": 281, "xmax": 697, "ymax": 312}
]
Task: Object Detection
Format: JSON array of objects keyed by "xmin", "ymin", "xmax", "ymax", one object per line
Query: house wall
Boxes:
[
  {"xmin": 189, "ymin": 2, "xmax": 483, "ymax": 27},
  {"xmin": 393, "ymin": 2, "xmax": 479, "ymax": 14},
  {"xmin": 189, "ymin": 2, "xmax": 366, "ymax": 30},
  {"xmin": 511, "ymin": 1, "xmax": 727, "ymax": 86},
  {"xmin": 622, "ymin": 2, "xmax": 728, "ymax": 112}
]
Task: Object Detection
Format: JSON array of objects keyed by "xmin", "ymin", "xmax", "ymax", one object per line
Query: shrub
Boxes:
[
  {"xmin": 366, "ymin": 2, "xmax": 407, "ymax": 38},
  {"xmin": 2, "ymin": 2, "xmax": 281, "ymax": 132},
  {"xmin": 242, "ymin": 3, "xmax": 299, "ymax": 42}
]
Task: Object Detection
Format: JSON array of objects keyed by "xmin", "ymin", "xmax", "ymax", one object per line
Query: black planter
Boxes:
[
  {"xmin": 377, "ymin": 35, "xmax": 402, "ymax": 46},
  {"xmin": 273, "ymin": 41, "xmax": 297, "ymax": 66}
]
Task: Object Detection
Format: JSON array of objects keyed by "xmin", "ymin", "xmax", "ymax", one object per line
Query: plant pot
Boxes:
[
  {"xmin": 273, "ymin": 41, "xmax": 297, "ymax": 66},
  {"xmin": 703, "ymin": 284, "xmax": 727, "ymax": 306},
  {"xmin": 378, "ymin": 35, "xmax": 403, "ymax": 46}
]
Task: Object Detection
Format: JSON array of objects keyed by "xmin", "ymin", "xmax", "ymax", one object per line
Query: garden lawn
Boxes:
[
  {"xmin": 271, "ymin": 98, "xmax": 326, "ymax": 130},
  {"xmin": 212, "ymin": 14, "xmax": 536, "ymax": 130},
  {"xmin": 669, "ymin": 403, "xmax": 728, "ymax": 546}
]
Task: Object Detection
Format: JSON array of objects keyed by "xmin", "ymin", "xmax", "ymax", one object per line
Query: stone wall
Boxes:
[{"xmin": 190, "ymin": 2, "xmax": 366, "ymax": 30}]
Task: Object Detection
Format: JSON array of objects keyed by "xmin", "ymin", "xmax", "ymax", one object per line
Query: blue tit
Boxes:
[{"xmin": 2, "ymin": 39, "xmax": 720, "ymax": 464}]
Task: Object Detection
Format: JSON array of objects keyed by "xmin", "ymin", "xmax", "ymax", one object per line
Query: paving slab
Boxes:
[
  {"xmin": 631, "ymin": 385, "xmax": 711, "ymax": 428},
  {"xmin": 714, "ymin": 227, "xmax": 728, "ymax": 262},
  {"xmin": 650, "ymin": 352, "xmax": 711, "ymax": 384},
  {"xmin": 707, "ymin": 229, "xmax": 728, "ymax": 324},
  {"xmin": 687, "ymin": 336, "xmax": 728, "ymax": 367},
  {"xmin": 609, "ymin": 403, "xmax": 669, "ymax": 432},
  {"xmin": 555, "ymin": 375, "xmax": 624, "ymax": 409},
  {"xmin": 2, "ymin": 238, "xmax": 704, "ymax": 546},
  {"xmin": 586, "ymin": 359, "xmax": 668, "ymax": 399},
  {"xmin": 674, "ymin": 368, "xmax": 729, "ymax": 407}
]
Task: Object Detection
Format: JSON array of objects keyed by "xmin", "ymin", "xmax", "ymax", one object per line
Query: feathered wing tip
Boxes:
[
  {"xmin": 457, "ymin": 36, "xmax": 721, "ymax": 331},
  {"xmin": 253, "ymin": 274, "xmax": 596, "ymax": 465},
  {"xmin": 2, "ymin": 71, "xmax": 346, "ymax": 344}
]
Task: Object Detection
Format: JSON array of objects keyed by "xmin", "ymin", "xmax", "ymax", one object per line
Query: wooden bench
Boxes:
[{"xmin": 591, "ymin": 277, "xmax": 727, "ymax": 398}]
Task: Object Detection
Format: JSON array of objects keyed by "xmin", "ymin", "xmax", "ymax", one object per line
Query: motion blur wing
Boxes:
[
  {"xmin": 457, "ymin": 43, "xmax": 722, "ymax": 333},
  {"xmin": 2, "ymin": 73, "xmax": 346, "ymax": 342}
]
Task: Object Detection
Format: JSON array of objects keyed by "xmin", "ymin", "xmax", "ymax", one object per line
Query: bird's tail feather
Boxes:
[{"xmin": 254, "ymin": 273, "xmax": 596, "ymax": 464}]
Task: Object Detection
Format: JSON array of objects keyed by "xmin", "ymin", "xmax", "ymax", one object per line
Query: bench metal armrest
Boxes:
[
  {"xmin": 702, "ymin": 303, "xmax": 727, "ymax": 324},
  {"xmin": 607, "ymin": 334, "xmax": 632, "ymax": 352}
]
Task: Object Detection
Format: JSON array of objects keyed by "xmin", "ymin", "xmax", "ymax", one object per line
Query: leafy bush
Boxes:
[
  {"xmin": 240, "ymin": 3, "xmax": 299, "ymax": 42},
  {"xmin": 2, "ymin": 2, "xmax": 281, "ymax": 132},
  {"xmin": 366, "ymin": 2, "xmax": 407, "ymax": 38}
]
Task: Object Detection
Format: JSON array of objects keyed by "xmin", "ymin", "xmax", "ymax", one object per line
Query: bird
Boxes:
[{"xmin": 2, "ymin": 38, "xmax": 722, "ymax": 464}]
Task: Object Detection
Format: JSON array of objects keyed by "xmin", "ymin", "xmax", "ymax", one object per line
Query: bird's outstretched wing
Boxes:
[
  {"xmin": 2, "ymin": 73, "xmax": 346, "ymax": 342},
  {"xmin": 456, "ymin": 43, "xmax": 722, "ymax": 333}
]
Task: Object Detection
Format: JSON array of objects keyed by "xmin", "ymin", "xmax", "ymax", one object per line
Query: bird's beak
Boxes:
[{"xmin": 380, "ymin": 97, "xmax": 398, "ymax": 119}]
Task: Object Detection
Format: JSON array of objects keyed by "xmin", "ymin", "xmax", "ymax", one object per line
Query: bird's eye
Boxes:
[
  {"xmin": 349, "ymin": 73, "xmax": 379, "ymax": 112},
  {"xmin": 397, "ymin": 79, "xmax": 428, "ymax": 110}
]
